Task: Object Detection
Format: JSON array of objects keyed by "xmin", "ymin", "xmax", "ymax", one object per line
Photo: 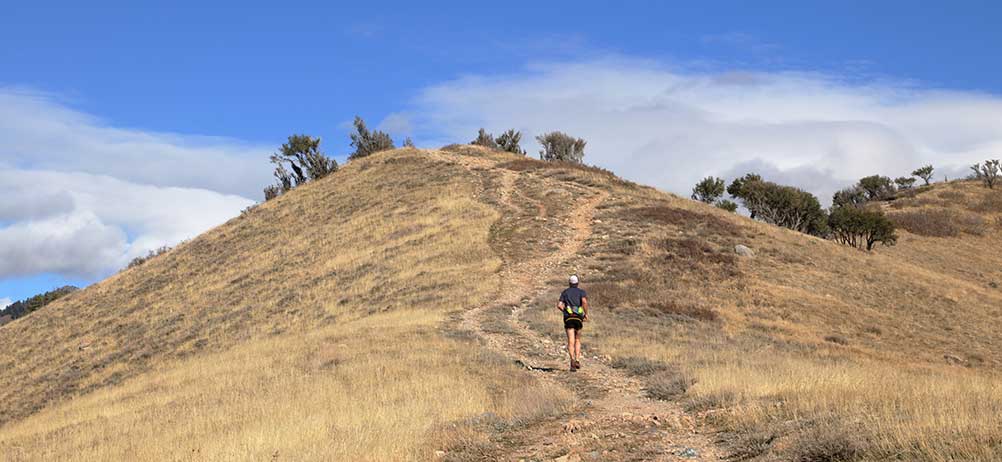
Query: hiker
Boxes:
[{"xmin": 557, "ymin": 275, "xmax": 588, "ymax": 371}]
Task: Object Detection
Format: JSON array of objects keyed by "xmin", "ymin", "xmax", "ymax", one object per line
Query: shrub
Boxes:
[
  {"xmin": 495, "ymin": 129, "xmax": 526, "ymax": 155},
  {"xmin": 263, "ymin": 134, "xmax": 338, "ymax": 200},
  {"xmin": 857, "ymin": 175, "xmax": 896, "ymax": 200},
  {"xmin": 348, "ymin": 116, "xmax": 395, "ymax": 160},
  {"xmin": 645, "ymin": 370, "xmax": 696, "ymax": 401},
  {"xmin": 403, "ymin": 137, "xmax": 415, "ymax": 148},
  {"xmin": 536, "ymin": 131, "xmax": 585, "ymax": 163},
  {"xmin": 728, "ymin": 174, "xmax": 828, "ymax": 236},
  {"xmin": 832, "ymin": 187, "xmax": 867, "ymax": 209},
  {"xmin": 716, "ymin": 199, "xmax": 738, "ymax": 213},
  {"xmin": 912, "ymin": 165, "xmax": 934, "ymax": 185},
  {"xmin": 824, "ymin": 334, "xmax": 850, "ymax": 345},
  {"xmin": 263, "ymin": 184, "xmax": 282, "ymax": 201},
  {"xmin": 470, "ymin": 128, "xmax": 498, "ymax": 149},
  {"xmin": 970, "ymin": 192, "xmax": 1002, "ymax": 213},
  {"xmin": 791, "ymin": 423, "xmax": 863, "ymax": 462},
  {"xmin": 691, "ymin": 176, "xmax": 725, "ymax": 204},
  {"xmin": 894, "ymin": 176, "xmax": 916, "ymax": 189},
  {"xmin": 828, "ymin": 206, "xmax": 897, "ymax": 251},
  {"xmin": 971, "ymin": 159, "xmax": 1001, "ymax": 189},
  {"xmin": 128, "ymin": 245, "xmax": 172, "ymax": 269},
  {"xmin": 611, "ymin": 356, "xmax": 669, "ymax": 376}
]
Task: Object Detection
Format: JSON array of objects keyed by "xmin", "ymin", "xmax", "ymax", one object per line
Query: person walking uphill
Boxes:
[{"xmin": 558, "ymin": 275, "xmax": 588, "ymax": 371}]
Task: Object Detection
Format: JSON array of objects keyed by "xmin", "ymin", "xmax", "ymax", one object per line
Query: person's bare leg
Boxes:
[
  {"xmin": 565, "ymin": 327, "xmax": 576, "ymax": 365},
  {"xmin": 574, "ymin": 330, "xmax": 582, "ymax": 366}
]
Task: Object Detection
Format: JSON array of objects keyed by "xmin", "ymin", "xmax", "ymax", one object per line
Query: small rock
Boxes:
[
  {"xmin": 735, "ymin": 244, "xmax": 754, "ymax": 257},
  {"xmin": 944, "ymin": 354, "xmax": 966, "ymax": 366},
  {"xmin": 678, "ymin": 447, "xmax": 699, "ymax": 458},
  {"xmin": 433, "ymin": 450, "xmax": 446, "ymax": 458}
]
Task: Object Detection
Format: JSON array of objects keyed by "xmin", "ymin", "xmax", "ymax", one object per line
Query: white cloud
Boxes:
[
  {"xmin": 410, "ymin": 57, "xmax": 1002, "ymax": 204},
  {"xmin": 0, "ymin": 87, "xmax": 272, "ymax": 198},
  {"xmin": 0, "ymin": 88, "xmax": 266, "ymax": 278},
  {"xmin": 0, "ymin": 298, "xmax": 11, "ymax": 309},
  {"xmin": 0, "ymin": 169, "xmax": 253, "ymax": 278},
  {"xmin": 377, "ymin": 112, "xmax": 414, "ymax": 137}
]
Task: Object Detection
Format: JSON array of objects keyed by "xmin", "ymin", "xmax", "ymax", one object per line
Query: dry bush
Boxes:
[
  {"xmin": 889, "ymin": 209, "xmax": 986, "ymax": 237},
  {"xmin": 970, "ymin": 192, "xmax": 1002, "ymax": 213},
  {"xmin": 649, "ymin": 237, "xmax": 739, "ymax": 279},
  {"xmin": 647, "ymin": 301, "xmax": 719, "ymax": 322},
  {"xmin": 583, "ymin": 282, "xmax": 635, "ymax": 310},
  {"xmin": 645, "ymin": 369, "xmax": 696, "ymax": 401},
  {"xmin": 792, "ymin": 423, "xmax": 864, "ymax": 462},
  {"xmin": 824, "ymin": 334, "xmax": 849, "ymax": 346},
  {"xmin": 618, "ymin": 206, "xmax": 742, "ymax": 238},
  {"xmin": 937, "ymin": 190, "xmax": 965, "ymax": 202},
  {"xmin": 610, "ymin": 356, "xmax": 669, "ymax": 376}
]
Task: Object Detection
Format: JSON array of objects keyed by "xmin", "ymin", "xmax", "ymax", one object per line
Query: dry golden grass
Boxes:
[
  {"xmin": 0, "ymin": 149, "xmax": 569, "ymax": 461},
  {"xmin": 1, "ymin": 311, "xmax": 570, "ymax": 461},
  {"xmin": 519, "ymin": 176, "xmax": 1002, "ymax": 460}
]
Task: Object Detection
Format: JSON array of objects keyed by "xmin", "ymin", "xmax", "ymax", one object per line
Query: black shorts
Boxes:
[{"xmin": 564, "ymin": 317, "xmax": 583, "ymax": 330}]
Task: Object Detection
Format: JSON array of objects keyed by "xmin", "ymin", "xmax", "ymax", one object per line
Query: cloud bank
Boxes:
[
  {"xmin": 0, "ymin": 88, "xmax": 270, "ymax": 279},
  {"xmin": 408, "ymin": 57, "xmax": 1002, "ymax": 203}
]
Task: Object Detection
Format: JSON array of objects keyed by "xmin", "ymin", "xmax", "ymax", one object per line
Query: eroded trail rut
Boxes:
[{"xmin": 453, "ymin": 156, "xmax": 723, "ymax": 461}]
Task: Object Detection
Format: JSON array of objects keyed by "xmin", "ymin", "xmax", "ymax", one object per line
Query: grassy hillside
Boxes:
[
  {"xmin": 1, "ymin": 146, "xmax": 1000, "ymax": 461},
  {"xmin": 0, "ymin": 149, "xmax": 570, "ymax": 460},
  {"xmin": 517, "ymin": 173, "xmax": 1002, "ymax": 460}
]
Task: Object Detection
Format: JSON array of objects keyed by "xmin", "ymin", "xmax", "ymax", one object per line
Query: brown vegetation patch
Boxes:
[
  {"xmin": 650, "ymin": 237, "xmax": 740, "ymax": 279},
  {"xmin": 610, "ymin": 356, "xmax": 669, "ymax": 376},
  {"xmin": 970, "ymin": 191, "xmax": 1002, "ymax": 214},
  {"xmin": 889, "ymin": 209, "xmax": 987, "ymax": 237},
  {"xmin": 791, "ymin": 423, "xmax": 864, "ymax": 462},
  {"xmin": 824, "ymin": 335, "xmax": 849, "ymax": 346},
  {"xmin": 936, "ymin": 190, "xmax": 965, "ymax": 202},
  {"xmin": 647, "ymin": 301, "xmax": 720, "ymax": 322},
  {"xmin": 617, "ymin": 206, "xmax": 742, "ymax": 238},
  {"xmin": 644, "ymin": 369, "xmax": 696, "ymax": 401},
  {"xmin": 584, "ymin": 282, "xmax": 635, "ymax": 310}
]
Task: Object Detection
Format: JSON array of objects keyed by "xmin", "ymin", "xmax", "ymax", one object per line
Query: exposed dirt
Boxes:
[{"xmin": 451, "ymin": 154, "xmax": 724, "ymax": 461}]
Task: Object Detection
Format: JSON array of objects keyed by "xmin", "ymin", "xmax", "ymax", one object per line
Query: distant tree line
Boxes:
[
  {"xmin": 258, "ymin": 119, "xmax": 596, "ymax": 201},
  {"xmin": 0, "ymin": 286, "xmax": 79, "ymax": 322},
  {"xmin": 689, "ymin": 159, "xmax": 998, "ymax": 251},
  {"xmin": 686, "ymin": 165, "xmax": 973, "ymax": 251}
]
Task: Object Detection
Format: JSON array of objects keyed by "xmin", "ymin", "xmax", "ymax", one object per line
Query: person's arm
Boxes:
[
  {"xmin": 557, "ymin": 297, "xmax": 566, "ymax": 313},
  {"xmin": 581, "ymin": 296, "xmax": 589, "ymax": 321}
]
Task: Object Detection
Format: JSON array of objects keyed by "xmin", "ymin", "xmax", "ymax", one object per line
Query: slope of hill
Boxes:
[{"xmin": 1, "ymin": 147, "xmax": 1000, "ymax": 461}]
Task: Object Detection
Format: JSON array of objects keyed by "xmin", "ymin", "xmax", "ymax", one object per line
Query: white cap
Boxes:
[{"xmin": 569, "ymin": 275, "xmax": 579, "ymax": 284}]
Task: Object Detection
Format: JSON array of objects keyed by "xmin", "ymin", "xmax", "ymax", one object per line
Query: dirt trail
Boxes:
[{"xmin": 452, "ymin": 154, "xmax": 724, "ymax": 461}]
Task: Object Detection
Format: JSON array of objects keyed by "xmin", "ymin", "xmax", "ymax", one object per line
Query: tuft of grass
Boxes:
[
  {"xmin": 792, "ymin": 423, "xmax": 864, "ymax": 462},
  {"xmin": 610, "ymin": 356, "xmax": 669, "ymax": 376},
  {"xmin": 824, "ymin": 335, "xmax": 849, "ymax": 346},
  {"xmin": 644, "ymin": 370, "xmax": 696, "ymax": 401}
]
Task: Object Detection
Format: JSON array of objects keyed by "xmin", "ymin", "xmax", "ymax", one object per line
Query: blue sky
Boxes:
[{"xmin": 2, "ymin": 1, "xmax": 1002, "ymax": 304}]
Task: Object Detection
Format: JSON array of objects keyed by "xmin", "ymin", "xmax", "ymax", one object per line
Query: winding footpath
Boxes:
[{"xmin": 452, "ymin": 154, "xmax": 724, "ymax": 461}]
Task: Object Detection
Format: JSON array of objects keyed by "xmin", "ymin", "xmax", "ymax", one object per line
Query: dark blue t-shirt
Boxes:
[{"xmin": 560, "ymin": 287, "xmax": 587, "ymax": 318}]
